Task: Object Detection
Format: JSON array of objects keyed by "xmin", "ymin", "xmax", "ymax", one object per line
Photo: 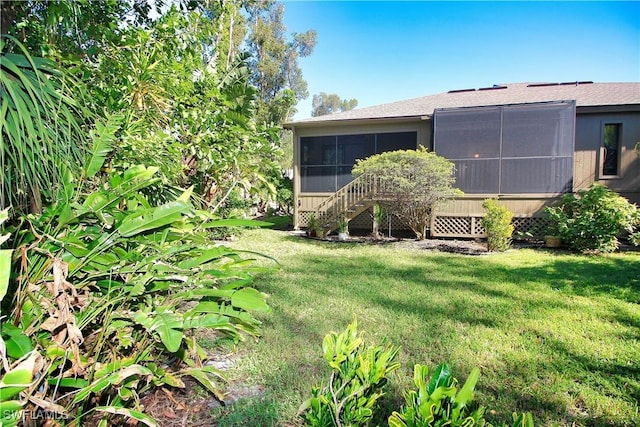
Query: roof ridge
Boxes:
[{"xmin": 287, "ymin": 82, "xmax": 640, "ymax": 125}]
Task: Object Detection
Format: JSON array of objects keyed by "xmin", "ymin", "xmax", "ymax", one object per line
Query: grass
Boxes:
[{"xmin": 214, "ymin": 229, "xmax": 640, "ymax": 426}]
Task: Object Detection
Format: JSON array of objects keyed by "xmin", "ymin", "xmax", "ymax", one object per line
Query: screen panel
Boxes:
[
  {"xmin": 299, "ymin": 131, "xmax": 417, "ymax": 193},
  {"xmin": 301, "ymin": 136, "xmax": 336, "ymax": 166},
  {"xmin": 376, "ymin": 131, "xmax": 418, "ymax": 153},
  {"xmin": 434, "ymin": 101, "xmax": 575, "ymax": 194},
  {"xmin": 337, "ymin": 134, "xmax": 375, "ymax": 165},
  {"xmin": 453, "ymin": 159, "xmax": 500, "ymax": 194},
  {"xmin": 433, "ymin": 107, "xmax": 501, "ymax": 159},
  {"xmin": 300, "ymin": 166, "xmax": 336, "ymax": 192},
  {"xmin": 501, "ymin": 157, "xmax": 573, "ymax": 194},
  {"xmin": 502, "ymin": 103, "xmax": 575, "ymax": 158}
]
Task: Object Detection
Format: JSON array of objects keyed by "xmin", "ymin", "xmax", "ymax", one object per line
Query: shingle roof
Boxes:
[{"xmin": 287, "ymin": 82, "xmax": 640, "ymax": 125}]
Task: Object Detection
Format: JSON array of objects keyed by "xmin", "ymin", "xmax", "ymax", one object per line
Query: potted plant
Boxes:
[
  {"xmin": 337, "ymin": 216, "xmax": 349, "ymax": 241},
  {"xmin": 307, "ymin": 213, "xmax": 320, "ymax": 238},
  {"xmin": 542, "ymin": 216, "xmax": 562, "ymax": 248}
]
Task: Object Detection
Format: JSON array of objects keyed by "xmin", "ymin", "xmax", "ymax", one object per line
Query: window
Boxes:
[
  {"xmin": 300, "ymin": 131, "xmax": 417, "ymax": 192},
  {"xmin": 433, "ymin": 101, "xmax": 575, "ymax": 194},
  {"xmin": 601, "ymin": 123, "xmax": 621, "ymax": 177}
]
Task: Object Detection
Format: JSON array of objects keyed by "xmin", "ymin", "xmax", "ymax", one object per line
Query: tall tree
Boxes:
[
  {"xmin": 311, "ymin": 92, "xmax": 358, "ymax": 116},
  {"xmin": 246, "ymin": 1, "xmax": 316, "ymax": 124}
]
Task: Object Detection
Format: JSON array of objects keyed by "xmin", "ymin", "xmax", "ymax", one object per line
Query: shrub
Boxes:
[
  {"xmin": 481, "ymin": 199, "xmax": 514, "ymax": 252},
  {"xmin": 388, "ymin": 363, "xmax": 486, "ymax": 427},
  {"xmin": 298, "ymin": 319, "xmax": 400, "ymax": 426},
  {"xmin": 388, "ymin": 363, "xmax": 534, "ymax": 427},
  {"xmin": 298, "ymin": 322, "xmax": 535, "ymax": 427},
  {"xmin": 276, "ymin": 177, "xmax": 294, "ymax": 215},
  {"xmin": 544, "ymin": 184, "xmax": 639, "ymax": 253}
]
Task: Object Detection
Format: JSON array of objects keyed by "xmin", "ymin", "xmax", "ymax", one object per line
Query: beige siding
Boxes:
[
  {"xmin": 434, "ymin": 196, "xmax": 561, "ymax": 217},
  {"xmin": 575, "ymin": 112, "xmax": 640, "ymax": 203}
]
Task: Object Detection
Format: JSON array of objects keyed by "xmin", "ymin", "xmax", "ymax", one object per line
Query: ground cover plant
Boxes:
[{"xmin": 217, "ymin": 229, "xmax": 640, "ymax": 427}]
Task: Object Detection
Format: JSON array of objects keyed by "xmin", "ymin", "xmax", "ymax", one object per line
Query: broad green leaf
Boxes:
[
  {"xmin": 219, "ymin": 277, "xmax": 253, "ymax": 290},
  {"xmin": 0, "ymin": 352, "xmax": 37, "ymax": 401},
  {"xmin": 452, "ymin": 367, "xmax": 480, "ymax": 419},
  {"xmin": 72, "ymin": 364, "xmax": 151, "ymax": 404},
  {"xmin": 47, "ymin": 378, "xmax": 88, "ymax": 388},
  {"xmin": 94, "ymin": 406, "xmax": 159, "ymax": 427},
  {"xmin": 160, "ymin": 372, "xmax": 185, "ymax": 388},
  {"xmin": 177, "ymin": 288, "xmax": 234, "ymax": 299},
  {"xmin": 427, "ymin": 363, "xmax": 451, "ymax": 395},
  {"xmin": 122, "ymin": 165, "xmax": 158, "ymax": 184},
  {"xmin": 0, "ymin": 249, "xmax": 13, "ymax": 302},
  {"xmin": 176, "ymin": 186, "xmax": 194, "ymax": 202},
  {"xmin": 183, "ymin": 314, "xmax": 233, "ymax": 330},
  {"xmin": 181, "ymin": 367, "xmax": 225, "ymax": 401},
  {"xmin": 1, "ymin": 404, "xmax": 21, "ymax": 427},
  {"xmin": 133, "ymin": 310, "xmax": 184, "ymax": 353},
  {"xmin": 2, "ymin": 325, "xmax": 32, "ymax": 359},
  {"xmin": 0, "ymin": 400, "xmax": 24, "ymax": 411},
  {"xmin": 118, "ymin": 201, "xmax": 189, "ymax": 237},
  {"xmin": 177, "ymin": 246, "xmax": 231, "ymax": 270},
  {"xmin": 185, "ymin": 302, "xmax": 260, "ymax": 335},
  {"xmin": 231, "ymin": 288, "xmax": 270, "ymax": 313}
]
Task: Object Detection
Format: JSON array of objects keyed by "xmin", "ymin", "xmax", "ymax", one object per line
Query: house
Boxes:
[{"xmin": 284, "ymin": 82, "xmax": 640, "ymax": 238}]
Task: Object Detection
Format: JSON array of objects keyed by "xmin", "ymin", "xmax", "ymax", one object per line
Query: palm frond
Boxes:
[{"xmin": 0, "ymin": 35, "xmax": 88, "ymax": 214}]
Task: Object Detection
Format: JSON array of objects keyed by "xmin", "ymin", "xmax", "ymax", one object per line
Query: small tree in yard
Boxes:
[{"xmin": 353, "ymin": 148, "xmax": 462, "ymax": 240}]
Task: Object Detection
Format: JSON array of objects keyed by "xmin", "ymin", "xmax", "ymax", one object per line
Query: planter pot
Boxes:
[
  {"xmin": 338, "ymin": 232, "xmax": 349, "ymax": 241},
  {"xmin": 544, "ymin": 236, "xmax": 561, "ymax": 248},
  {"xmin": 308, "ymin": 229, "xmax": 317, "ymax": 238}
]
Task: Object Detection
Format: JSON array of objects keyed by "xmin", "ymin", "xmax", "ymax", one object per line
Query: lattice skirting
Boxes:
[
  {"xmin": 349, "ymin": 210, "xmax": 408, "ymax": 230},
  {"xmin": 512, "ymin": 217, "xmax": 552, "ymax": 238},
  {"xmin": 298, "ymin": 209, "xmax": 408, "ymax": 230},
  {"xmin": 299, "ymin": 211, "xmax": 550, "ymax": 239},
  {"xmin": 431, "ymin": 215, "xmax": 550, "ymax": 238},
  {"xmin": 298, "ymin": 211, "xmax": 313, "ymax": 227}
]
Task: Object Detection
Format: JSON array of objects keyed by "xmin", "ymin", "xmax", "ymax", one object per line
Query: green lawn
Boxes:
[{"xmin": 214, "ymin": 229, "xmax": 640, "ymax": 427}]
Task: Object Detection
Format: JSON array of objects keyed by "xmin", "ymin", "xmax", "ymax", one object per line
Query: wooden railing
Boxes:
[{"xmin": 314, "ymin": 174, "xmax": 394, "ymax": 234}]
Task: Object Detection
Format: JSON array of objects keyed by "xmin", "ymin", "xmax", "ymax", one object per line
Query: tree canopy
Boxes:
[
  {"xmin": 352, "ymin": 147, "xmax": 462, "ymax": 239},
  {"xmin": 311, "ymin": 92, "xmax": 358, "ymax": 116},
  {"xmin": 1, "ymin": 0, "xmax": 315, "ymax": 214},
  {"xmin": 246, "ymin": 1, "xmax": 317, "ymax": 124}
]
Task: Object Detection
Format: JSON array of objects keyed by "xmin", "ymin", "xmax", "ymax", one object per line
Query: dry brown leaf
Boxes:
[
  {"xmin": 29, "ymin": 396, "xmax": 69, "ymax": 417},
  {"xmin": 163, "ymin": 408, "xmax": 178, "ymax": 419}
]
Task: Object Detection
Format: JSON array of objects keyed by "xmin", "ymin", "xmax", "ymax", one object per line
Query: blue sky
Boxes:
[{"xmin": 282, "ymin": 1, "xmax": 640, "ymax": 119}]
